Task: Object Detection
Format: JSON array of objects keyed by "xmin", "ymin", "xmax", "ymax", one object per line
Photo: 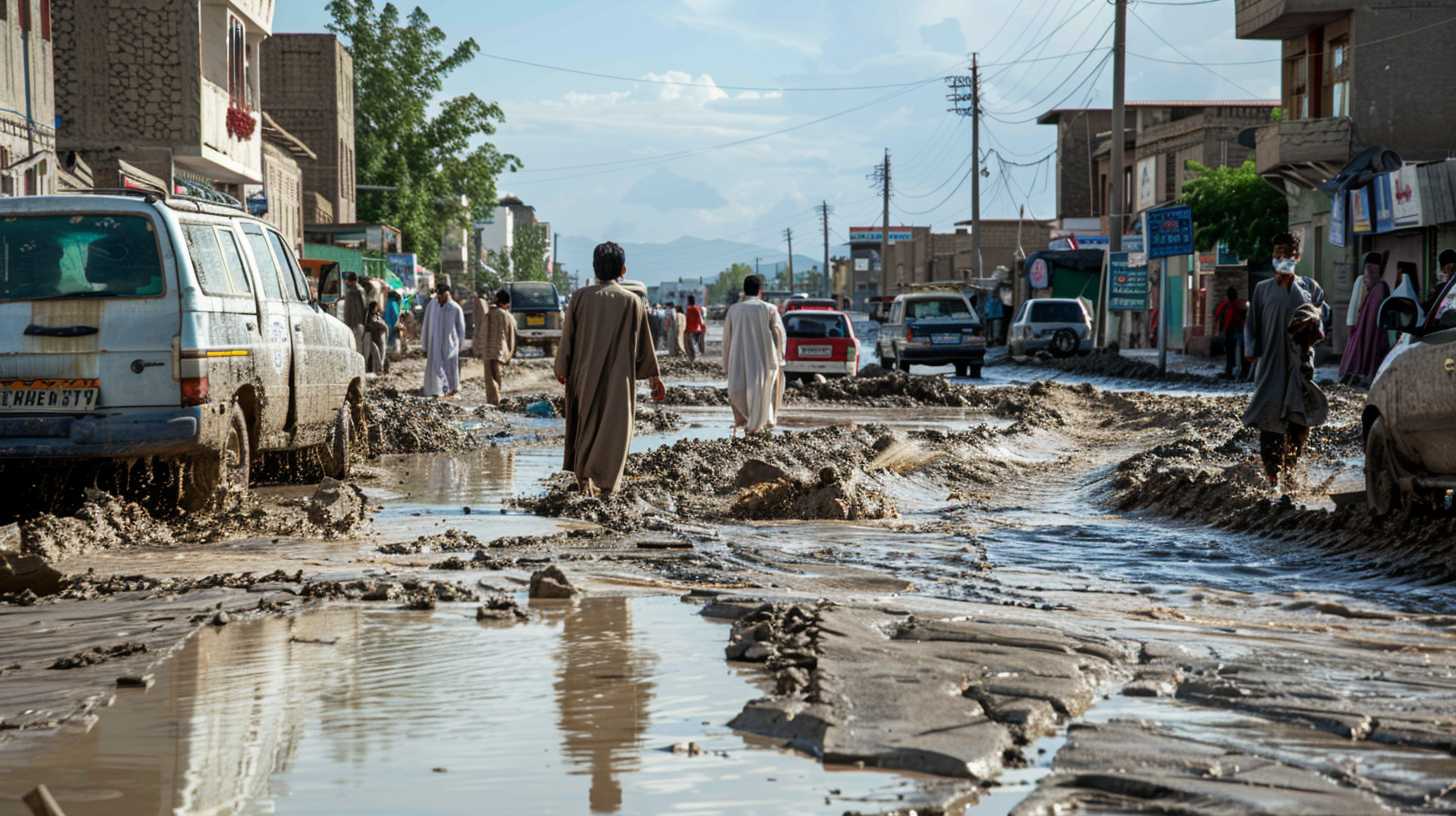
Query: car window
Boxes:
[
  {"xmin": 266, "ymin": 230, "xmax": 310, "ymax": 303},
  {"xmin": 1434, "ymin": 283, "xmax": 1456, "ymax": 332},
  {"xmin": 213, "ymin": 227, "xmax": 253, "ymax": 296},
  {"xmin": 907, "ymin": 298, "xmax": 972, "ymax": 319},
  {"xmin": 0, "ymin": 213, "xmax": 164, "ymax": 300},
  {"xmin": 182, "ymin": 223, "xmax": 242, "ymax": 297},
  {"xmin": 1014, "ymin": 302, "xmax": 1030, "ymax": 323},
  {"xmin": 785, "ymin": 313, "xmax": 848, "ymax": 339},
  {"xmin": 1030, "ymin": 302, "xmax": 1086, "ymax": 323},
  {"xmin": 510, "ymin": 284, "xmax": 559, "ymax": 309},
  {"xmin": 240, "ymin": 224, "xmax": 285, "ymax": 301}
]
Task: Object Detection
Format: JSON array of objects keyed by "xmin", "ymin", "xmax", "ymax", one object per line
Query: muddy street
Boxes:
[{"xmin": 1, "ymin": 358, "xmax": 1454, "ymax": 816}]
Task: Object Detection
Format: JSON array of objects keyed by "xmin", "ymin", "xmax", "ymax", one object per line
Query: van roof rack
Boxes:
[
  {"xmin": 59, "ymin": 184, "xmax": 249, "ymax": 216},
  {"xmin": 59, "ymin": 187, "xmax": 163, "ymax": 203}
]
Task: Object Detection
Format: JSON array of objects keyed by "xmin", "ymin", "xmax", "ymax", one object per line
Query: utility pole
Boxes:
[
  {"xmin": 868, "ymin": 149, "xmax": 891, "ymax": 294},
  {"xmin": 818, "ymin": 201, "xmax": 833, "ymax": 300},
  {"xmin": 783, "ymin": 227, "xmax": 794, "ymax": 292},
  {"xmin": 947, "ymin": 56, "xmax": 982, "ymax": 280},
  {"xmin": 1101, "ymin": 0, "xmax": 1128, "ymax": 349},
  {"xmin": 754, "ymin": 256, "xmax": 760, "ymax": 279}
]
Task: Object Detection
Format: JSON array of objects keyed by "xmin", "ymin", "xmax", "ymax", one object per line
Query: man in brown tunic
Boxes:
[
  {"xmin": 476, "ymin": 288, "xmax": 517, "ymax": 405},
  {"xmin": 555, "ymin": 242, "xmax": 665, "ymax": 496}
]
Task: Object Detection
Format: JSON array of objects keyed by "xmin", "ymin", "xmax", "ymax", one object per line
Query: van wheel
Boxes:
[
  {"xmin": 969, "ymin": 366, "xmax": 983, "ymax": 379},
  {"xmin": 321, "ymin": 398, "xmax": 358, "ymax": 480},
  {"xmin": 1365, "ymin": 418, "xmax": 1401, "ymax": 518},
  {"xmin": 181, "ymin": 400, "xmax": 250, "ymax": 511},
  {"xmin": 954, "ymin": 363, "xmax": 969, "ymax": 378},
  {"xmin": 897, "ymin": 359, "xmax": 910, "ymax": 373},
  {"xmin": 1050, "ymin": 330, "xmax": 1078, "ymax": 358}
]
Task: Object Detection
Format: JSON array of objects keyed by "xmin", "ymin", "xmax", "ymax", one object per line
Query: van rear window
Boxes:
[
  {"xmin": 0, "ymin": 214, "xmax": 164, "ymax": 300},
  {"xmin": 785, "ymin": 313, "xmax": 849, "ymax": 339},
  {"xmin": 1030, "ymin": 302, "xmax": 1085, "ymax": 323}
]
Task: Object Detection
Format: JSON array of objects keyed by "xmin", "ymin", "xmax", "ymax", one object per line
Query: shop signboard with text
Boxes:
[
  {"xmin": 848, "ymin": 227, "xmax": 915, "ymax": 243},
  {"xmin": 1373, "ymin": 173, "xmax": 1395, "ymax": 233},
  {"xmin": 1390, "ymin": 165, "xmax": 1423, "ymax": 227},
  {"xmin": 1107, "ymin": 251, "xmax": 1149, "ymax": 311},
  {"xmin": 1351, "ymin": 187, "xmax": 1373, "ymax": 233},
  {"xmin": 1142, "ymin": 204, "xmax": 1194, "ymax": 260}
]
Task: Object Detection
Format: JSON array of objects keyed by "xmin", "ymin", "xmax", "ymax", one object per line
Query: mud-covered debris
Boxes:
[
  {"xmin": 366, "ymin": 386, "xmax": 487, "ymax": 453},
  {"xmin": 116, "ymin": 673, "xmax": 155, "ymax": 689},
  {"xmin": 431, "ymin": 555, "xmax": 471, "ymax": 570},
  {"xmin": 731, "ymin": 470, "xmax": 897, "ymax": 522},
  {"xmin": 19, "ymin": 490, "xmax": 173, "ymax": 562},
  {"xmin": 529, "ymin": 564, "xmax": 579, "ymax": 599},
  {"xmin": 0, "ymin": 552, "xmax": 62, "ymax": 597},
  {"xmin": 301, "ymin": 577, "xmax": 476, "ymax": 603},
  {"xmin": 211, "ymin": 610, "xmax": 231, "ymax": 626},
  {"xmin": 400, "ymin": 592, "xmax": 437, "ymax": 611},
  {"xmin": 378, "ymin": 528, "xmax": 483, "ymax": 555},
  {"xmin": 49, "ymin": 642, "xmax": 148, "ymax": 670},
  {"xmin": 476, "ymin": 594, "xmax": 529, "ymax": 622},
  {"xmin": 723, "ymin": 602, "xmax": 826, "ymax": 700},
  {"xmin": 734, "ymin": 459, "xmax": 792, "ymax": 488},
  {"xmin": 306, "ymin": 478, "xmax": 370, "ymax": 532}
]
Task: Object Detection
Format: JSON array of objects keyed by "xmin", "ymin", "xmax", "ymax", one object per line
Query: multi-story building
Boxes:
[
  {"xmin": 260, "ymin": 33, "xmax": 356, "ymax": 224},
  {"xmin": 1037, "ymin": 107, "xmax": 1113, "ymax": 229},
  {"xmin": 0, "ymin": 1, "xmax": 56, "ymax": 196},
  {"xmin": 1237, "ymin": 0, "xmax": 1456, "ymax": 352},
  {"xmin": 54, "ymin": 0, "xmax": 276, "ymax": 196},
  {"xmin": 259, "ymin": 112, "xmax": 313, "ymax": 254}
]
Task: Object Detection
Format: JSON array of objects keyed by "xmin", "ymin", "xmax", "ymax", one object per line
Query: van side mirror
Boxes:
[{"xmin": 1378, "ymin": 296, "xmax": 1422, "ymax": 335}]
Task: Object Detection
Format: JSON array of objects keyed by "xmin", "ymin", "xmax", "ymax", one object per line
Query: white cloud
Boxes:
[{"xmin": 643, "ymin": 70, "xmax": 729, "ymax": 105}]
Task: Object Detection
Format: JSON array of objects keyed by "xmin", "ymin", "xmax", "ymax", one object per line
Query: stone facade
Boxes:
[
  {"xmin": 1038, "ymin": 108, "xmax": 1111, "ymax": 221},
  {"xmin": 305, "ymin": 191, "xmax": 334, "ymax": 225},
  {"xmin": 0, "ymin": 0, "xmax": 56, "ymax": 195},
  {"xmin": 53, "ymin": 0, "xmax": 272, "ymax": 187},
  {"xmin": 260, "ymin": 34, "xmax": 356, "ymax": 223}
]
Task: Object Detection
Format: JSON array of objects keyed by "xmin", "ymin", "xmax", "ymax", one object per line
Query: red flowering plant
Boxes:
[{"xmin": 226, "ymin": 104, "xmax": 256, "ymax": 140}]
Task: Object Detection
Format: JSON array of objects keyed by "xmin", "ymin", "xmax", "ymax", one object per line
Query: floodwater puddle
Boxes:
[{"xmin": 0, "ymin": 596, "xmax": 945, "ymax": 815}]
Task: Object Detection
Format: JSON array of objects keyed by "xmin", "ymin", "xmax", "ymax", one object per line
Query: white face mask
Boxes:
[{"xmin": 1274, "ymin": 258, "xmax": 1298, "ymax": 275}]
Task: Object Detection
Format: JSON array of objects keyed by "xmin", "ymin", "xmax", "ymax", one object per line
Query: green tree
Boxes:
[
  {"xmin": 510, "ymin": 222, "xmax": 549, "ymax": 281},
  {"xmin": 327, "ymin": 1, "xmax": 519, "ymax": 269},
  {"xmin": 707, "ymin": 262, "xmax": 752, "ymax": 305},
  {"xmin": 550, "ymin": 262, "xmax": 571, "ymax": 294},
  {"xmin": 1180, "ymin": 159, "xmax": 1288, "ymax": 262}
]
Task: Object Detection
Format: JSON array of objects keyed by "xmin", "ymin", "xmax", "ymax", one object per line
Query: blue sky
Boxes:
[{"xmin": 275, "ymin": 0, "xmax": 1280, "ymax": 250}]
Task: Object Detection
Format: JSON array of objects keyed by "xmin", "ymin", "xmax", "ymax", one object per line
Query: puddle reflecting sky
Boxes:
[{"xmin": 0, "ymin": 597, "xmax": 939, "ymax": 815}]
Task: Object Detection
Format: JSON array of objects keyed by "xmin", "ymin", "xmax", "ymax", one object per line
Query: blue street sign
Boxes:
[
  {"xmin": 1143, "ymin": 204, "xmax": 1194, "ymax": 260},
  {"xmin": 1107, "ymin": 251, "xmax": 1149, "ymax": 312}
]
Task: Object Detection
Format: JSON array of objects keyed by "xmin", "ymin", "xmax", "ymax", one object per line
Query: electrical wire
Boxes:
[
  {"xmin": 985, "ymin": 50, "xmax": 1111, "ymax": 125},
  {"xmin": 892, "ymin": 165, "xmax": 974, "ymax": 217},
  {"xmin": 983, "ymin": 28, "xmax": 1113, "ymax": 119},
  {"xmin": 1128, "ymin": 7, "xmax": 1262, "ymax": 98},
  {"xmin": 895, "ymin": 149, "xmax": 974, "ymax": 199}
]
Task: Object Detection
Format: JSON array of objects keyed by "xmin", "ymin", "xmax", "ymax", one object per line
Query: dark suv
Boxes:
[{"xmin": 506, "ymin": 281, "xmax": 564, "ymax": 356}]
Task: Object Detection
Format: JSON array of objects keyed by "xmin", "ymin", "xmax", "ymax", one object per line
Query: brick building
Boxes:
[
  {"xmin": 1237, "ymin": 0, "xmax": 1456, "ymax": 353},
  {"xmin": 54, "ymin": 0, "xmax": 276, "ymax": 195},
  {"xmin": 259, "ymin": 33, "xmax": 356, "ymax": 224},
  {"xmin": 0, "ymin": 0, "xmax": 56, "ymax": 195},
  {"xmin": 1037, "ymin": 108, "xmax": 1112, "ymax": 225}
]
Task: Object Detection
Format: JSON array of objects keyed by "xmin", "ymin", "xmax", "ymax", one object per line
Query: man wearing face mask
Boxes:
[{"xmin": 1242, "ymin": 232, "xmax": 1328, "ymax": 491}]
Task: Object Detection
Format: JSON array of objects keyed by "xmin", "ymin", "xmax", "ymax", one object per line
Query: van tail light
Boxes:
[{"xmin": 181, "ymin": 376, "xmax": 210, "ymax": 406}]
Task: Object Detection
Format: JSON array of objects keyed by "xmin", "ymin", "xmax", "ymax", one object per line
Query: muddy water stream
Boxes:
[{"xmin": 0, "ymin": 597, "xmax": 940, "ymax": 815}]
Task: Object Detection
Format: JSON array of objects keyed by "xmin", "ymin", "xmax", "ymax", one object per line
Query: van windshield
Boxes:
[
  {"xmin": 0, "ymin": 214, "xmax": 164, "ymax": 300},
  {"xmin": 510, "ymin": 283, "xmax": 559, "ymax": 309}
]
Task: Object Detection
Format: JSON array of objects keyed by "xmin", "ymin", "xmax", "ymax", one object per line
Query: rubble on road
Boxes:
[
  {"xmin": 48, "ymin": 642, "xmax": 148, "ymax": 670},
  {"xmin": 528, "ymin": 564, "xmax": 579, "ymax": 599},
  {"xmin": 366, "ymin": 386, "xmax": 494, "ymax": 453},
  {"xmin": 730, "ymin": 466, "xmax": 898, "ymax": 521},
  {"xmin": 476, "ymin": 594, "xmax": 530, "ymax": 621},
  {"xmin": 378, "ymin": 528, "xmax": 484, "ymax": 555}
]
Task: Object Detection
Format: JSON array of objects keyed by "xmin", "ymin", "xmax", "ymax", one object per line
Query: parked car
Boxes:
[
  {"xmin": 0, "ymin": 192, "xmax": 366, "ymax": 509},
  {"xmin": 1008, "ymin": 298, "xmax": 1092, "ymax": 358},
  {"xmin": 783, "ymin": 310, "xmax": 859, "ymax": 380},
  {"xmin": 875, "ymin": 291, "xmax": 986, "ymax": 378},
  {"xmin": 781, "ymin": 296, "xmax": 837, "ymax": 314},
  {"xmin": 506, "ymin": 280, "xmax": 564, "ymax": 356},
  {"xmin": 1362, "ymin": 279, "xmax": 1456, "ymax": 515}
]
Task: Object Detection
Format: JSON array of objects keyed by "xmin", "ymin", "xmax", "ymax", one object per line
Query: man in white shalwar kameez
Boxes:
[
  {"xmin": 421, "ymin": 284, "xmax": 465, "ymax": 398},
  {"xmin": 722, "ymin": 274, "xmax": 785, "ymax": 434}
]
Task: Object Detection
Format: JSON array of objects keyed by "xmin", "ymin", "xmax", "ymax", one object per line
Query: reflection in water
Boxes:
[{"xmin": 553, "ymin": 598, "xmax": 656, "ymax": 812}]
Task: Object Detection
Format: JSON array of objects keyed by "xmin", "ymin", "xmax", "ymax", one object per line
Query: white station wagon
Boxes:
[{"xmin": 0, "ymin": 191, "xmax": 366, "ymax": 508}]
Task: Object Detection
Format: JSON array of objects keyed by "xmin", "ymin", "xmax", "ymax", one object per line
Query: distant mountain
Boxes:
[{"xmin": 555, "ymin": 234, "xmax": 834, "ymax": 288}]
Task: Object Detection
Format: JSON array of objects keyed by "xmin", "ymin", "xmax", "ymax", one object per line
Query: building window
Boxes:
[
  {"xmin": 1329, "ymin": 36, "xmax": 1349, "ymax": 117},
  {"xmin": 228, "ymin": 15, "xmax": 247, "ymax": 108},
  {"xmin": 1285, "ymin": 52, "xmax": 1308, "ymax": 119}
]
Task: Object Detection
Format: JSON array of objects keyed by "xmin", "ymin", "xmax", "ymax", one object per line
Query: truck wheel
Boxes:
[
  {"xmin": 321, "ymin": 398, "xmax": 358, "ymax": 480},
  {"xmin": 181, "ymin": 400, "xmax": 250, "ymax": 511},
  {"xmin": 1050, "ymin": 329, "xmax": 1078, "ymax": 358},
  {"xmin": 1365, "ymin": 417, "xmax": 1401, "ymax": 517}
]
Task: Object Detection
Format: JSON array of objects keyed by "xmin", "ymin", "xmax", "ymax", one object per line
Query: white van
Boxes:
[{"xmin": 0, "ymin": 191, "xmax": 366, "ymax": 508}]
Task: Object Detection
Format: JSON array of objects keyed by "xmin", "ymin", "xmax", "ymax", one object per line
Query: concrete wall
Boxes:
[
  {"xmin": 1051, "ymin": 110, "xmax": 1111, "ymax": 220},
  {"xmin": 1347, "ymin": 5, "xmax": 1456, "ymax": 160},
  {"xmin": 260, "ymin": 34, "xmax": 356, "ymax": 223}
]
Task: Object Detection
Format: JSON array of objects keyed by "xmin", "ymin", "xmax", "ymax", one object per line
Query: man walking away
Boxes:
[
  {"xmin": 1214, "ymin": 286, "xmax": 1247, "ymax": 379},
  {"xmin": 555, "ymin": 242, "xmax": 665, "ymax": 497},
  {"xmin": 661, "ymin": 303, "xmax": 678, "ymax": 356},
  {"xmin": 384, "ymin": 289, "xmax": 402, "ymax": 355},
  {"xmin": 673, "ymin": 304, "xmax": 687, "ymax": 357},
  {"xmin": 342, "ymin": 271, "xmax": 367, "ymax": 353},
  {"xmin": 422, "ymin": 284, "xmax": 465, "ymax": 398},
  {"xmin": 365, "ymin": 301, "xmax": 389, "ymax": 374},
  {"xmin": 723, "ymin": 274, "xmax": 785, "ymax": 434},
  {"xmin": 479, "ymin": 289, "xmax": 517, "ymax": 406},
  {"xmin": 1243, "ymin": 232, "xmax": 1328, "ymax": 491},
  {"xmin": 685, "ymin": 295, "xmax": 706, "ymax": 361}
]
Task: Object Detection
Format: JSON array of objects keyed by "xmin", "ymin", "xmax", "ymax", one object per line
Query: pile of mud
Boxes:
[
  {"xmin": 731, "ymin": 465, "xmax": 897, "ymax": 521},
  {"xmin": 1110, "ymin": 435, "xmax": 1456, "ymax": 585},
  {"xmin": 365, "ymin": 387, "xmax": 487, "ymax": 454},
  {"xmin": 656, "ymin": 356, "xmax": 723, "ymax": 379},
  {"xmin": 496, "ymin": 392, "xmax": 682, "ymax": 432},
  {"xmin": 1021, "ymin": 348, "xmax": 1231, "ymax": 385},
  {"xmin": 496, "ymin": 393, "xmax": 565, "ymax": 416}
]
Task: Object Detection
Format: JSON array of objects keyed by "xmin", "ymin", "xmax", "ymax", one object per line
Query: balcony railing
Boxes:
[
  {"xmin": 1236, "ymin": 0, "xmax": 1351, "ymax": 39},
  {"xmin": 1253, "ymin": 118, "xmax": 1353, "ymax": 180}
]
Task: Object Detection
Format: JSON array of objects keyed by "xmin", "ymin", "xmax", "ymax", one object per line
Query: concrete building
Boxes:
[
  {"xmin": 1037, "ymin": 108, "xmax": 1113, "ymax": 225},
  {"xmin": 0, "ymin": 1, "xmax": 56, "ymax": 195},
  {"xmin": 474, "ymin": 205, "xmax": 513, "ymax": 273},
  {"xmin": 54, "ymin": 0, "xmax": 275, "ymax": 196},
  {"xmin": 1237, "ymin": 0, "xmax": 1456, "ymax": 353},
  {"xmin": 259, "ymin": 33, "xmax": 356, "ymax": 224},
  {"xmin": 259, "ymin": 112, "xmax": 314, "ymax": 254}
]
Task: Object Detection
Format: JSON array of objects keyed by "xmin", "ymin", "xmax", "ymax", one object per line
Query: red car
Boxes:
[
  {"xmin": 781, "ymin": 296, "xmax": 837, "ymax": 314},
  {"xmin": 783, "ymin": 310, "xmax": 858, "ymax": 380}
]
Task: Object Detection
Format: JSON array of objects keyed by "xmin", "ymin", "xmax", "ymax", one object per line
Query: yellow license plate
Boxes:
[
  {"xmin": 0, "ymin": 378, "xmax": 101, "ymax": 412},
  {"xmin": 527, "ymin": 315, "xmax": 545, "ymax": 326}
]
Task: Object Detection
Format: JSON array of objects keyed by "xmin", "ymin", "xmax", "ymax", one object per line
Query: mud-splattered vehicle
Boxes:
[
  {"xmin": 1364, "ymin": 276, "xmax": 1456, "ymax": 514},
  {"xmin": 0, "ymin": 192, "xmax": 366, "ymax": 509}
]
